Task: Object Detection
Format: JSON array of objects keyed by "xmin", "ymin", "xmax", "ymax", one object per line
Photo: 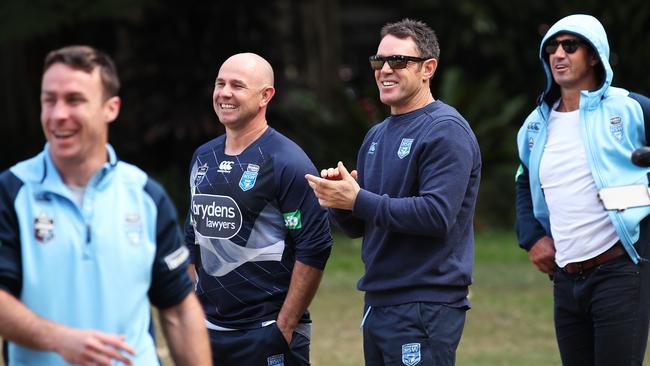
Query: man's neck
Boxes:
[
  {"xmin": 224, "ymin": 119, "xmax": 269, "ymax": 156},
  {"xmin": 391, "ymin": 92, "xmax": 435, "ymax": 115},
  {"xmin": 54, "ymin": 154, "xmax": 107, "ymax": 187},
  {"xmin": 557, "ymin": 72, "xmax": 598, "ymax": 112},
  {"xmin": 557, "ymin": 90, "xmax": 581, "ymax": 112}
]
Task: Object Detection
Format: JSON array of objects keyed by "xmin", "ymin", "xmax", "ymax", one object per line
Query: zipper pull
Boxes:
[{"xmin": 86, "ymin": 224, "xmax": 91, "ymax": 243}]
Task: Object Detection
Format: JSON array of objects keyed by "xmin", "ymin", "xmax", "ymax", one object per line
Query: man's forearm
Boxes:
[
  {"xmin": 0, "ymin": 289, "xmax": 59, "ymax": 352},
  {"xmin": 0, "ymin": 289, "xmax": 137, "ymax": 365},
  {"xmin": 159, "ymin": 293, "xmax": 211, "ymax": 366},
  {"xmin": 276, "ymin": 261, "xmax": 324, "ymax": 339}
]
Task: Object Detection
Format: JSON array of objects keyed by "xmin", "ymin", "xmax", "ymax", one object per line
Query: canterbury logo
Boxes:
[{"xmin": 218, "ymin": 161, "xmax": 235, "ymax": 173}]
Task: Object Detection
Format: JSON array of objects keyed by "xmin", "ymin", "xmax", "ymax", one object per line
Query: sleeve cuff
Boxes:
[
  {"xmin": 353, "ymin": 189, "xmax": 381, "ymax": 220},
  {"xmin": 296, "ymin": 245, "xmax": 332, "ymax": 270}
]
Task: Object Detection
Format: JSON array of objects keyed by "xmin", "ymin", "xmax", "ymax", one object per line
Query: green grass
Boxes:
[
  {"xmin": 309, "ymin": 230, "xmax": 649, "ymax": 366},
  {"xmin": 3, "ymin": 231, "xmax": 648, "ymax": 365}
]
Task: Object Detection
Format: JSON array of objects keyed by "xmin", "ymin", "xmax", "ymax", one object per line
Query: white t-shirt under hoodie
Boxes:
[{"xmin": 539, "ymin": 104, "xmax": 619, "ymax": 268}]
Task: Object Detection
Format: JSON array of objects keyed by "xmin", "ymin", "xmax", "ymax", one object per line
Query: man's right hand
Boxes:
[
  {"xmin": 320, "ymin": 164, "xmax": 358, "ymax": 181},
  {"xmin": 528, "ymin": 236, "xmax": 556, "ymax": 275},
  {"xmin": 54, "ymin": 326, "xmax": 135, "ymax": 366}
]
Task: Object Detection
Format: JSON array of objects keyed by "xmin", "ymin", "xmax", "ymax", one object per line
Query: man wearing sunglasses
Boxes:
[
  {"xmin": 516, "ymin": 14, "xmax": 650, "ymax": 365},
  {"xmin": 306, "ymin": 18, "xmax": 481, "ymax": 365}
]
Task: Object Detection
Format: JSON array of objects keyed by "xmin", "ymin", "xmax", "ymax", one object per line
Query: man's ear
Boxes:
[
  {"xmin": 259, "ymin": 86, "xmax": 276, "ymax": 107},
  {"xmin": 104, "ymin": 96, "xmax": 121, "ymax": 124},
  {"xmin": 422, "ymin": 58, "xmax": 438, "ymax": 81}
]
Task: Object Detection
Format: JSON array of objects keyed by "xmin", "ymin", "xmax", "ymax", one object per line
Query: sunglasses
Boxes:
[
  {"xmin": 544, "ymin": 39, "xmax": 585, "ymax": 54},
  {"xmin": 369, "ymin": 55, "xmax": 429, "ymax": 70}
]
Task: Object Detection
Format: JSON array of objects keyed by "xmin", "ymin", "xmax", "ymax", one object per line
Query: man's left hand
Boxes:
[{"xmin": 276, "ymin": 321, "xmax": 294, "ymax": 344}]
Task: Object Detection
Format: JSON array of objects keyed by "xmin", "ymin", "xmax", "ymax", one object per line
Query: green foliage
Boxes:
[
  {"xmin": 0, "ymin": 0, "xmax": 153, "ymax": 43},
  {"xmin": 3, "ymin": 0, "xmax": 650, "ymax": 229}
]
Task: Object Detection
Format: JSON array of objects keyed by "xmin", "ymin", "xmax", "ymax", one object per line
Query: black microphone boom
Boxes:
[{"xmin": 632, "ymin": 147, "xmax": 650, "ymax": 167}]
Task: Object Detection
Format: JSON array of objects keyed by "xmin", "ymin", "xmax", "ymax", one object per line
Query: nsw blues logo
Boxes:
[
  {"xmin": 239, "ymin": 164, "xmax": 260, "ymax": 191},
  {"xmin": 397, "ymin": 138, "xmax": 414, "ymax": 159},
  {"xmin": 368, "ymin": 142, "xmax": 378, "ymax": 155},
  {"xmin": 267, "ymin": 354, "xmax": 284, "ymax": 366},
  {"xmin": 124, "ymin": 213, "xmax": 142, "ymax": 245},
  {"xmin": 610, "ymin": 116, "xmax": 623, "ymax": 141},
  {"xmin": 34, "ymin": 212, "xmax": 54, "ymax": 244},
  {"xmin": 401, "ymin": 343, "xmax": 421, "ymax": 366}
]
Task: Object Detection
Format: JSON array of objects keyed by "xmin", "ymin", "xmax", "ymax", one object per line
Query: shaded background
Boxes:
[{"xmin": 2, "ymin": 0, "xmax": 649, "ymax": 228}]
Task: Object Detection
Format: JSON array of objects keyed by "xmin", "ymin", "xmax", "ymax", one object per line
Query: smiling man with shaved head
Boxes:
[{"xmin": 185, "ymin": 53, "xmax": 332, "ymax": 365}]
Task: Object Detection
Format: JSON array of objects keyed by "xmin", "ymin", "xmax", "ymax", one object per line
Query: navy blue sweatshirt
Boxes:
[{"xmin": 331, "ymin": 101, "xmax": 481, "ymax": 307}]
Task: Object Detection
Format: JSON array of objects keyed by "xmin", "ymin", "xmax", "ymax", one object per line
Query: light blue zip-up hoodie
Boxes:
[{"xmin": 516, "ymin": 14, "xmax": 650, "ymax": 263}]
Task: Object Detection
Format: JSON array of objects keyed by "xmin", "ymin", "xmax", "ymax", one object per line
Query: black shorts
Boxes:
[{"xmin": 209, "ymin": 322, "xmax": 310, "ymax": 366}]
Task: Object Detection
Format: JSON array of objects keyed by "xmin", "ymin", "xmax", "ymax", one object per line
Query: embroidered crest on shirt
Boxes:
[
  {"xmin": 194, "ymin": 163, "xmax": 209, "ymax": 186},
  {"xmin": 267, "ymin": 354, "xmax": 284, "ymax": 366},
  {"xmin": 239, "ymin": 164, "xmax": 260, "ymax": 191},
  {"xmin": 124, "ymin": 213, "xmax": 142, "ymax": 245},
  {"xmin": 397, "ymin": 138, "xmax": 414, "ymax": 159},
  {"xmin": 34, "ymin": 212, "xmax": 54, "ymax": 243},
  {"xmin": 609, "ymin": 116, "xmax": 623, "ymax": 141},
  {"xmin": 368, "ymin": 142, "xmax": 378, "ymax": 155},
  {"xmin": 401, "ymin": 343, "xmax": 421, "ymax": 366}
]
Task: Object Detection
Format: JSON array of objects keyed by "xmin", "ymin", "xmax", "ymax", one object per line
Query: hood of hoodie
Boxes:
[{"xmin": 538, "ymin": 14, "xmax": 613, "ymax": 107}]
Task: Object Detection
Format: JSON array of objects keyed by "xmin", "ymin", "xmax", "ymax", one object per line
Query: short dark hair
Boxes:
[
  {"xmin": 44, "ymin": 45, "xmax": 120, "ymax": 99},
  {"xmin": 380, "ymin": 18, "xmax": 440, "ymax": 60}
]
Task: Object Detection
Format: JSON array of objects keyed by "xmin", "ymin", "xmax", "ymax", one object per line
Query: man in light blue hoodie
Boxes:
[{"xmin": 516, "ymin": 14, "xmax": 650, "ymax": 365}]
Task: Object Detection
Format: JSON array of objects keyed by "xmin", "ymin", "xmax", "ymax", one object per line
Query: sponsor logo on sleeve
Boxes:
[
  {"xmin": 397, "ymin": 138, "xmax": 414, "ymax": 159},
  {"xmin": 610, "ymin": 116, "xmax": 623, "ymax": 141},
  {"xmin": 191, "ymin": 194, "xmax": 242, "ymax": 239},
  {"xmin": 283, "ymin": 210, "xmax": 302, "ymax": 230},
  {"xmin": 164, "ymin": 246, "xmax": 190, "ymax": 271},
  {"xmin": 401, "ymin": 343, "xmax": 421, "ymax": 366},
  {"xmin": 34, "ymin": 212, "xmax": 54, "ymax": 244},
  {"xmin": 239, "ymin": 164, "xmax": 260, "ymax": 191}
]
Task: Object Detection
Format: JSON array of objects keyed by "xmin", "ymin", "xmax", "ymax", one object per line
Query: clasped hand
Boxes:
[{"xmin": 305, "ymin": 161, "xmax": 359, "ymax": 211}]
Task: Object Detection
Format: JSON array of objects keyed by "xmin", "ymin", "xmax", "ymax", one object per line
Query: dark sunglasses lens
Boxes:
[
  {"xmin": 370, "ymin": 59, "xmax": 385, "ymax": 70},
  {"xmin": 387, "ymin": 60, "xmax": 409, "ymax": 69},
  {"xmin": 545, "ymin": 40, "xmax": 581, "ymax": 54},
  {"xmin": 562, "ymin": 41, "xmax": 579, "ymax": 53},
  {"xmin": 545, "ymin": 41, "xmax": 559, "ymax": 54}
]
